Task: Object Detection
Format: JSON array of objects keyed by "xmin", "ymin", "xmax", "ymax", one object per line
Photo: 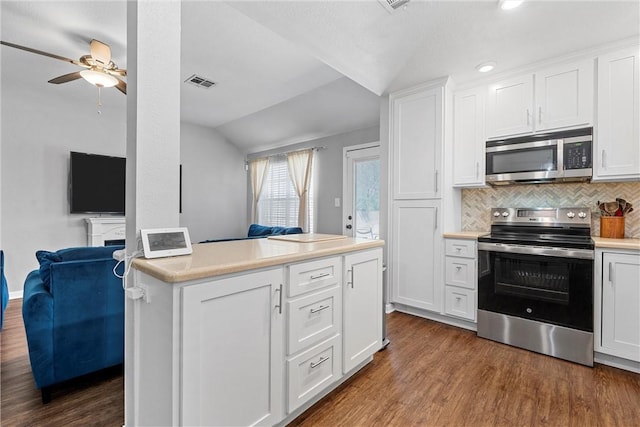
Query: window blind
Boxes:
[{"xmin": 257, "ymin": 155, "xmax": 314, "ymax": 232}]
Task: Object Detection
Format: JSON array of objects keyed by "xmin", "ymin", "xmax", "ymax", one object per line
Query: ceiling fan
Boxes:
[{"xmin": 1, "ymin": 39, "xmax": 126, "ymax": 94}]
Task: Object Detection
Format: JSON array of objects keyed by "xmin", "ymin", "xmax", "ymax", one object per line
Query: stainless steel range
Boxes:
[{"xmin": 477, "ymin": 207, "xmax": 595, "ymax": 366}]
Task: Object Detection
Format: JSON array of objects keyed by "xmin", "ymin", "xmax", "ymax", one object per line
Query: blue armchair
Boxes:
[
  {"xmin": 1, "ymin": 250, "xmax": 8, "ymax": 330},
  {"xmin": 22, "ymin": 245, "xmax": 125, "ymax": 403},
  {"xmin": 200, "ymin": 223, "xmax": 303, "ymax": 243}
]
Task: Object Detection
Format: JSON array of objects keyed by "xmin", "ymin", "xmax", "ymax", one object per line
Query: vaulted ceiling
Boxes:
[{"xmin": 2, "ymin": 1, "xmax": 639, "ymax": 152}]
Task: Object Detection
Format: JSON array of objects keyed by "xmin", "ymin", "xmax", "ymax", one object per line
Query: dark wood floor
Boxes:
[{"xmin": 2, "ymin": 298, "xmax": 639, "ymax": 426}]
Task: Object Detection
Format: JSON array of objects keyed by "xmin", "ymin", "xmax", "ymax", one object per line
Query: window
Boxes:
[{"xmin": 257, "ymin": 155, "xmax": 314, "ymax": 232}]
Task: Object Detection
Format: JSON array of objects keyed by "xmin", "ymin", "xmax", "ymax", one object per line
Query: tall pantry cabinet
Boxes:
[{"xmin": 388, "ymin": 78, "xmax": 452, "ymax": 314}]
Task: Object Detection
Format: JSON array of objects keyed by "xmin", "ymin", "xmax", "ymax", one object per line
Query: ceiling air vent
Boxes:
[
  {"xmin": 377, "ymin": 0, "xmax": 410, "ymax": 13},
  {"xmin": 184, "ymin": 74, "xmax": 217, "ymax": 89}
]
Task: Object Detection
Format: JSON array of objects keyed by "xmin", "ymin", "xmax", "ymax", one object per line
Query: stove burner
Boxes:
[{"xmin": 480, "ymin": 207, "xmax": 594, "ymax": 250}]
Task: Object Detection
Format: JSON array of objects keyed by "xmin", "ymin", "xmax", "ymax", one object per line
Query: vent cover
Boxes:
[
  {"xmin": 377, "ymin": 0, "xmax": 410, "ymax": 13},
  {"xmin": 184, "ymin": 74, "xmax": 217, "ymax": 89}
]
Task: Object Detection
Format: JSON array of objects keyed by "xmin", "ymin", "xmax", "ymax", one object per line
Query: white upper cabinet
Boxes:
[
  {"xmin": 487, "ymin": 60, "xmax": 594, "ymax": 139},
  {"xmin": 535, "ymin": 60, "xmax": 594, "ymax": 131},
  {"xmin": 594, "ymin": 46, "xmax": 640, "ymax": 181},
  {"xmin": 453, "ymin": 87, "xmax": 486, "ymax": 187},
  {"xmin": 487, "ymin": 74, "xmax": 534, "ymax": 138},
  {"xmin": 391, "ymin": 84, "xmax": 443, "ymax": 199}
]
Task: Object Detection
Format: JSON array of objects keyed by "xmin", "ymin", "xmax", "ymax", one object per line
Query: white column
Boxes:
[{"xmin": 125, "ymin": 1, "xmax": 181, "ymax": 426}]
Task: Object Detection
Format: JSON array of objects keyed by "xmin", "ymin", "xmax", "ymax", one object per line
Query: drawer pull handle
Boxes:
[
  {"xmin": 310, "ymin": 305, "xmax": 330, "ymax": 314},
  {"xmin": 455, "ymin": 247, "xmax": 462, "ymax": 252},
  {"xmin": 310, "ymin": 356, "xmax": 330, "ymax": 369},
  {"xmin": 275, "ymin": 284, "xmax": 283, "ymax": 315},
  {"xmin": 310, "ymin": 272, "xmax": 330, "ymax": 280},
  {"xmin": 456, "ymin": 266, "xmax": 462, "ymax": 271}
]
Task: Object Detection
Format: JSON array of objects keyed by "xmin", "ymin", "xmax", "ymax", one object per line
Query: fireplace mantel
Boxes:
[{"xmin": 86, "ymin": 217, "xmax": 126, "ymax": 246}]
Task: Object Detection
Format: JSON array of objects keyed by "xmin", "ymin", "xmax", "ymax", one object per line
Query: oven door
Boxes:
[
  {"xmin": 485, "ymin": 139, "xmax": 560, "ymax": 183},
  {"xmin": 477, "ymin": 243, "xmax": 593, "ymax": 332}
]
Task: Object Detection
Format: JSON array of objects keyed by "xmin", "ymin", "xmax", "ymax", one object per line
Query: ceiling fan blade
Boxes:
[
  {"xmin": 90, "ymin": 39, "xmax": 111, "ymax": 66},
  {"xmin": 115, "ymin": 79, "xmax": 127, "ymax": 95},
  {"xmin": 48, "ymin": 71, "xmax": 83, "ymax": 84},
  {"xmin": 106, "ymin": 68, "xmax": 127, "ymax": 77},
  {"xmin": 1, "ymin": 41, "xmax": 83, "ymax": 66}
]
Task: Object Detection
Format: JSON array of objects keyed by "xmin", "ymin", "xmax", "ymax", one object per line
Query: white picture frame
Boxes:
[{"xmin": 140, "ymin": 227, "xmax": 193, "ymax": 259}]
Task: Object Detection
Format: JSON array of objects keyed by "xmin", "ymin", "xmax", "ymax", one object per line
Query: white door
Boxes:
[{"xmin": 343, "ymin": 144, "xmax": 380, "ymax": 239}]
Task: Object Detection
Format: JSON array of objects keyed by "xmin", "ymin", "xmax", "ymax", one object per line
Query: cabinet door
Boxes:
[
  {"xmin": 391, "ymin": 86, "xmax": 442, "ymax": 199},
  {"xmin": 595, "ymin": 46, "xmax": 640, "ymax": 181},
  {"xmin": 181, "ymin": 269, "xmax": 284, "ymax": 426},
  {"xmin": 453, "ymin": 87, "xmax": 486, "ymax": 187},
  {"xmin": 487, "ymin": 74, "xmax": 534, "ymax": 138},
  {"xmin": 601, "ymin": 253, "xmax": 640, "ymax": 362},
  {"xmin": 391, "ymin": 200, "xmax": 442, "ymax": 312},
  {"xmin": 535, "ymin": 60, "xmax": 594, "ymax": 131},
  {"xmin": 343, "ymin": 249, "xmax": 382, "ymax": 373}
]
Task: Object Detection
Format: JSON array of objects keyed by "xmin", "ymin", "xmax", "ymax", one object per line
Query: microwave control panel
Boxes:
[{"xmin": 564, "ymin": 141, "xmax": 592, "ymax": 170}]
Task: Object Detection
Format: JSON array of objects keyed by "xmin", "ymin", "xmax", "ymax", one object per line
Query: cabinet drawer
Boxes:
[
  {"xmin": 287, "ymin": 335, "xmax": 342, "ymax": 413},
  {"xmin": 445, "ymin": 239, "xmax": 476, "ymax": 258},
  {"xmin": 287, "ymin": 257, "xmax": 342, "ymax": 297},
  {"xmin": 444, "ymin": 286, "xmax": 476, "ymax": 322},
  {"xmin": 445, "ymin": 256, "xmax": 476, "ymax": 290},
  {"xmin": 287, "ymin": 286, "xmax": 341, "ymax": 355}
]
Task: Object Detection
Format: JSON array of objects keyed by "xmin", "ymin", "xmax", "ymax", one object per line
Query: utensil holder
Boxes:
[{"xmin": 600, "ymin": 216, "xmax": 625, "ymax": 239}]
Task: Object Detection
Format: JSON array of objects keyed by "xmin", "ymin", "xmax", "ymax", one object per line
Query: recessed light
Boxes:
[
  {"xmin": 476, "ymin": 62, "xmax": 496, "ymax": 73},
  {"xmin": 499, "ymin": 0, "xmax": 524, "ymax": 10}
]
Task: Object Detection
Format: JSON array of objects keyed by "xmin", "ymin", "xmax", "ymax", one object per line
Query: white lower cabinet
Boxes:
[
  {"xmin": 343, "ymin": 249, "xmax": 383, "ymax": 373},
  {"xmin": 391, "ymin": 200, "xmax": 442, "ymax": 312},
  {"xmin": 285, "ymin": 248, "xmax": 382, "ymax": 415},
  {"xmin": 135, "ymin": 246, "xmax": 383, "ymax": 426},
  {"xmin": 443, "ymin": 238, "xmax": 477, "ymax": 322},
  {"xmin": 596, "ymin": 249, "xmax": 640, "ymax": 363},
  {"xmin": 181, "ymin": 268, "xmax": 284, "ymax": 427},
  {"xmin": 287, "ymin": 335, "xmax": 342, "ymax": 413}
]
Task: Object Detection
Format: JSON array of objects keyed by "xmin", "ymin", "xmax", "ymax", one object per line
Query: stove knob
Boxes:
[
  {"xmin": 578, "ymin": 211, "xmax": 587, "ymax": 219},
  {"xmin": 493, "ymin": 211, "xmax": 501, "ymax": 217},
  {"xmin": 567, "ymin": 211, "xmax": 575, "ymax": 218},
  {"xmin": 502, "ymin": 211, "xmax": 509, "ymax": 217}
]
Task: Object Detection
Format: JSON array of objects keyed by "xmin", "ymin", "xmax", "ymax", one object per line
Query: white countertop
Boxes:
[
  {"xmin": 592, "ymin": 237, "xmax": 640, "ymax": 250},
  {"xmin": 132, "ymin": 235, "xmax": 384, "ymax": 283},
  {"xmin": 443, "ymin": 231, "xmax": 489, "ymax": 239}
]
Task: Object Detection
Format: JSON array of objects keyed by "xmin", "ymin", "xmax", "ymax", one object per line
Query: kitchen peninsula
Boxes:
[{"xmin": 131, "ymin": 235, "xmax": 384, "ymax": 426}]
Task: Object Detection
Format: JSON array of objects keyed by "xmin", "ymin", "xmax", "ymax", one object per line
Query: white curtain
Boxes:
[
  {"xmin": 286, "ymin": 149, "xmax": 314, "ymax": 231},
  {"xmin": 249, "ymin": 157, "xmax": 270, "ymax": 223}
]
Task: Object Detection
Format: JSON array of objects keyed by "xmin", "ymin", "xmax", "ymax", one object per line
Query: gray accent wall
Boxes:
[
  {"xmin": 180, "ymin": 122, "xmax": 247, "ymax": 243},
  {"xmin": 247, "ymin": 126, "xmax": 380, "ymax": 235}
]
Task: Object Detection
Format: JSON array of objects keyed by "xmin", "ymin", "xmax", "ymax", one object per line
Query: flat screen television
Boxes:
[{"xmin": 70, "ymin": 151, "xmax": 126, "ymax": 214}]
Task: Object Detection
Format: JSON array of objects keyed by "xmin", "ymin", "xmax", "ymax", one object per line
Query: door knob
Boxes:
[{"xmin": 346, "ymin": 224, "xmax": 352, "ymax": 229}]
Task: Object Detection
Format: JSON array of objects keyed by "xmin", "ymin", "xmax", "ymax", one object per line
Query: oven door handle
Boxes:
[{"xmin": 478, "ymin": 242, "xmax": 594, "ymax": 260}]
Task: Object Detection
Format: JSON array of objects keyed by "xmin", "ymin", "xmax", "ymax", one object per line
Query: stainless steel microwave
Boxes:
[{"xmin": 485, "ymin": 127, "xmax": 592, "ymax": 185}]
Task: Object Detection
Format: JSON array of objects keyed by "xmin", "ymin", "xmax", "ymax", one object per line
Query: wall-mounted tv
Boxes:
[{"xmin": 70, "ymin": 151, "xmax": 126, "ymax": 214}]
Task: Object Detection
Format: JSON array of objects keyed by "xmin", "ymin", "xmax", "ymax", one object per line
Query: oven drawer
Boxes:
[
  {"xmin": 287, "ymin": 256, "xmax": 342, "ymax": 297},
  {"xmin": 445, "ymin": 239, "xmax": 476, "ymax": 258},
  {"xmin": 445, "ymin": 256, "xmax": 476, "ymax": 290},
  {"xmin": 444, "ymin": 286, "xmax": 476, "ymax": 321},
  {"xmin": 287, "ymin": 334, "xmax": 342, "ymax": 413},
  {"xmin": 287, "ymin": 285, "xmax": 341, "ymax": 355}
]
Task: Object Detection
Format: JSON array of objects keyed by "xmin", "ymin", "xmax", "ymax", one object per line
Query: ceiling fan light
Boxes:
[{"xmin": 80, "ymin": 69, "xmax": 118, "ymax": 88}]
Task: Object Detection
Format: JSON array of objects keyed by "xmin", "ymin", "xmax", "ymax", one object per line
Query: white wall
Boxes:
[
  {"xmin": 247, "ymin": 126, "xmax": 380, "ymax": 235},
  {"xmin": 1, "ymin": 88, "xmax": 247, "ymax": 294},
  {"xmin": 180, "ymin": 122, "xmax": 247, "ymax": 243},
  {"xmin": 1, "ymin": 83, "xmax": 126, "ymax": 294}
]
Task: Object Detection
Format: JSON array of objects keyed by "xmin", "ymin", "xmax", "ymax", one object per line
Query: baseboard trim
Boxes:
[
  {"xmin": 9, "ymin": 290, "xmax": 23, "ymax": 300},
  {"xmin": 595, "ymin": 352, "xmax": 640, "ymax": 374},
  {"xmin": 393, "ymin": 303, "xmax": 477, "ymax": 332}
]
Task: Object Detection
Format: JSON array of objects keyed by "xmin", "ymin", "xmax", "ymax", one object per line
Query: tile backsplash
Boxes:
[{"xmin": 462, "ymin": 182, "xmax": 640, "ymax": 238}]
